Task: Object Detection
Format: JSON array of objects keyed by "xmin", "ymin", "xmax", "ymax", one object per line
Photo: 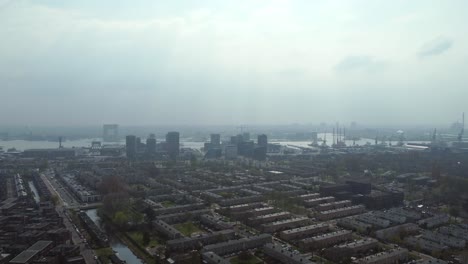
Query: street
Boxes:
[{"xmin": 41, "ymin": 171, "xmax": 97, "ymax": 264}]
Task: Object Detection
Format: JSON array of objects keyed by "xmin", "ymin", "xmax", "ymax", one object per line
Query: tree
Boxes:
[
  {"xmin": 130, "ymin": 211, "xmax": 144, "ymax": 224},
  {"xmin": 50, "ymin": 194, "xmax": 59, "ymax": 206},
  {"xmin": 191, "ymin": 251, "xmax": 201, "ymax": 264},
  {"xmin": 113, "ymin": 211, "xmax": 129, "ymax": 227},
  {"xmin": 145, "ymin": 164, "xmax": 160, "ymax": 178},
  {"xmin": 449, "ymin": 206, "xmax": 460, "ymax": 218},
  {"xmin": 431, "ymin": 161, "xmax": 441, "ymax": 179},
  {"xmin": 238, "ymin": 251, "xmax": 251, "ymax": 262},
  {"xmin": 460, "ymin": 250, "xmax": 468, "ymax": 264},
  {"xmin": 102, "ymin": 192, "xmax": 130, "ymax": 216},
  {"xmin": 190, "ymin": 155, "xmax": 198, "ymax": 168},
  {"xmin": 39, "ymin": 160, "xmax": 49, "ymax": 172},
  {"xmin": 142, "ymin": 232, "xmax": 150, "ymax": 246},
  {"xmin": 98, "ymin": 175, "xmax": 128, "ymax": 195},
  {"xmin": 144, "ymin": 207, "xmax": 156, "ymax": 224}
]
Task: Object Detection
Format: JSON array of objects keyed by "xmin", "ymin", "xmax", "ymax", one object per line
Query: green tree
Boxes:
[
  {"xmin": 130, "ymin": 211, "xmax": 144, "ymax": 224},
  {"xmin": 144, "ymin": 207, "xmax": 156, "ymax": 223},
  {"xmin": 39, "ymin": 160, "xmax": 49, "ymax": 172},
  {"xmin": 190, "ymin": 155, "xmax": 198, "ymax": 168},
  {"xmin": 238, "ymin": 251, "xmax": 251, "ymax": 262},
  {"xmin": 113, "ymin": 211, "xmax": 129, "ymax": 227},
  {"xmin": 449, "ymin": 206, "xmax": 460, "ymax": 218},
  {"xmin": 50, "ymin": 194, "xmax": 59, "ymax": 206},
  {"xmin": 142, "ymin": 232, "xmax": 150, "ymax": 246}
]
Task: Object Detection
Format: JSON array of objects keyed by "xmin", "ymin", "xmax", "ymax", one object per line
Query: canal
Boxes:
[
  {"xmin": 85, "ymin": 209, "xmax": 143, "ymax": 264},
  {"xmin": 28, "ymin": 181, "xmax": 40, "ymax": 204}
]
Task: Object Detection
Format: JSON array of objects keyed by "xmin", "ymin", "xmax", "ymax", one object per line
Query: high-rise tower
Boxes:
[
  {"xmin": 126, "ymin": 135, "xmax": 137, "ymax": 159},
  {"xmin": 166, "ymin": 132, "xmax": 180, "ymax": 160}
]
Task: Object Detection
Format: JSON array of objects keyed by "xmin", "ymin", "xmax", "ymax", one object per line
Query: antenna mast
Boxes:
[{"xmin": 458, "ymin": 112, "xmax": 464, "ymax": 142}]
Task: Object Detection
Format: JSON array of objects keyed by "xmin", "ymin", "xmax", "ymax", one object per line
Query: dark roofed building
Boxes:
[{"xmin": 9, "ymin": 240, "xmax": 53, "ymax": 264}]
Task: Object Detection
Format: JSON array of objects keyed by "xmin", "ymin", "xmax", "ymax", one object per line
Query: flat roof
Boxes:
[
  {"xmin": 10, "ymin": 241, "xmax": 52, "ymax": 264},
  {"xmin": 24, "ymin": 148, "xmax": 76, "ymax": 152}
]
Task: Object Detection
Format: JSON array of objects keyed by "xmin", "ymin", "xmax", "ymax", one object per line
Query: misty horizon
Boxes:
[{"xmin": 1, "ymin": 0, "xmax": 467, "ymax": 126}]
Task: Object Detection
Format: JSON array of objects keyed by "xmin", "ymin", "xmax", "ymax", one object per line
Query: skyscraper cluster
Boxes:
[{"xmin": 125, "ymin": 132, "xmax": 179, "ymax": 161}]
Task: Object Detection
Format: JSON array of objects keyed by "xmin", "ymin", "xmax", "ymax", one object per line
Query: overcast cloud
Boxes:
[
  {"xmin": 1, "ymin": 0, "xmax": 467, "ymax": 126},
  {"xmin": 419, "ymin": 37, "xmax": 453, "ymax": 58}
]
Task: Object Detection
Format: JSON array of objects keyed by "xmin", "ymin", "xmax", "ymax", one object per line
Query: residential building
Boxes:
[
  {"xmin": 167, "ymin": 230, "xmax": 235, "ymax": 252},
  {"xmin": 299, "ymin": 230, "xmax": 352, "ymax": 250},
  {"xmin": 316, "ymin": 205, "xmax": 366, "ymax": 221},
  {"xmin": 153, "ymin": 220, "xmax": 183, "ymax": 239},
  {"xmin": 202, "ymin": 252, "xmax": 229, "ymax": 264},
  {"xmin": 280, "ymin": 223, "xmax": 329, "ymax": 241},
  {"xmin": 422, "ymin": 230, "xmax": 465, "ymax": 249},
  {"xmin": 264, "ymin": 243, "xmax": 314, "ymax": 264},
  {"xmin": 354, "ymin": 248, "xmax": 408, "ymax": 264},
  {"xmin": 202, "ymin": 234, "xmax": 272, "ymax": 256},
  {"xmin": 417, "ymin": 214, "xmax": 449, "ymax": 229},
  {"xmin": 375, "ymin": 223, "xmax": 419, "ymax": 241},
  {"xmin": 261, "ymin": 217, "xmax": 311, "ymax": 233}
]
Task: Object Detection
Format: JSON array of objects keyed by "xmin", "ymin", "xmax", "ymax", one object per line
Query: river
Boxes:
[
  {"xmin": 0, "ymin": 135, "xmax": 429, "ymax": 153},
  {"xmin": 85, "ymin": 209, "xmax": 143, "ymax": 264},
  {"xmin": 0, "ymin": 138, "xmax": 205, "ymax": 151}
]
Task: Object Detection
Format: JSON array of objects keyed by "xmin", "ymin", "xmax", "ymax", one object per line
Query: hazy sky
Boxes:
[{"xmin": 1, "ymin": 0, "xmax": 467, "ymax": 126}]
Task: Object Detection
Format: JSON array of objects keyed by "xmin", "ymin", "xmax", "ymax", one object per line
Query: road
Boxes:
[
  {"xmin": 41, "ymin": 171, "xmax": 97, "ymax": 264},
  {"xmin": 43, "ymin": 171, "xmax": 79, "ymax": 208}
]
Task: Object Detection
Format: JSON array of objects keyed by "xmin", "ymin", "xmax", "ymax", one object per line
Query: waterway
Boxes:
[
  {"xmin": 0, "ymin": 138, "xmax": 205, "ymax": 151},
  {"xmin": 85, "ymin": 209, "xmax": 143, "ymax": 264},
  {"xmin": 0, "ymin": 135, "xmax": 429, "ymax": 152},
  {"xmin": 28, "ymin": 181, "xmax": 40, "ymax": 204}
]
